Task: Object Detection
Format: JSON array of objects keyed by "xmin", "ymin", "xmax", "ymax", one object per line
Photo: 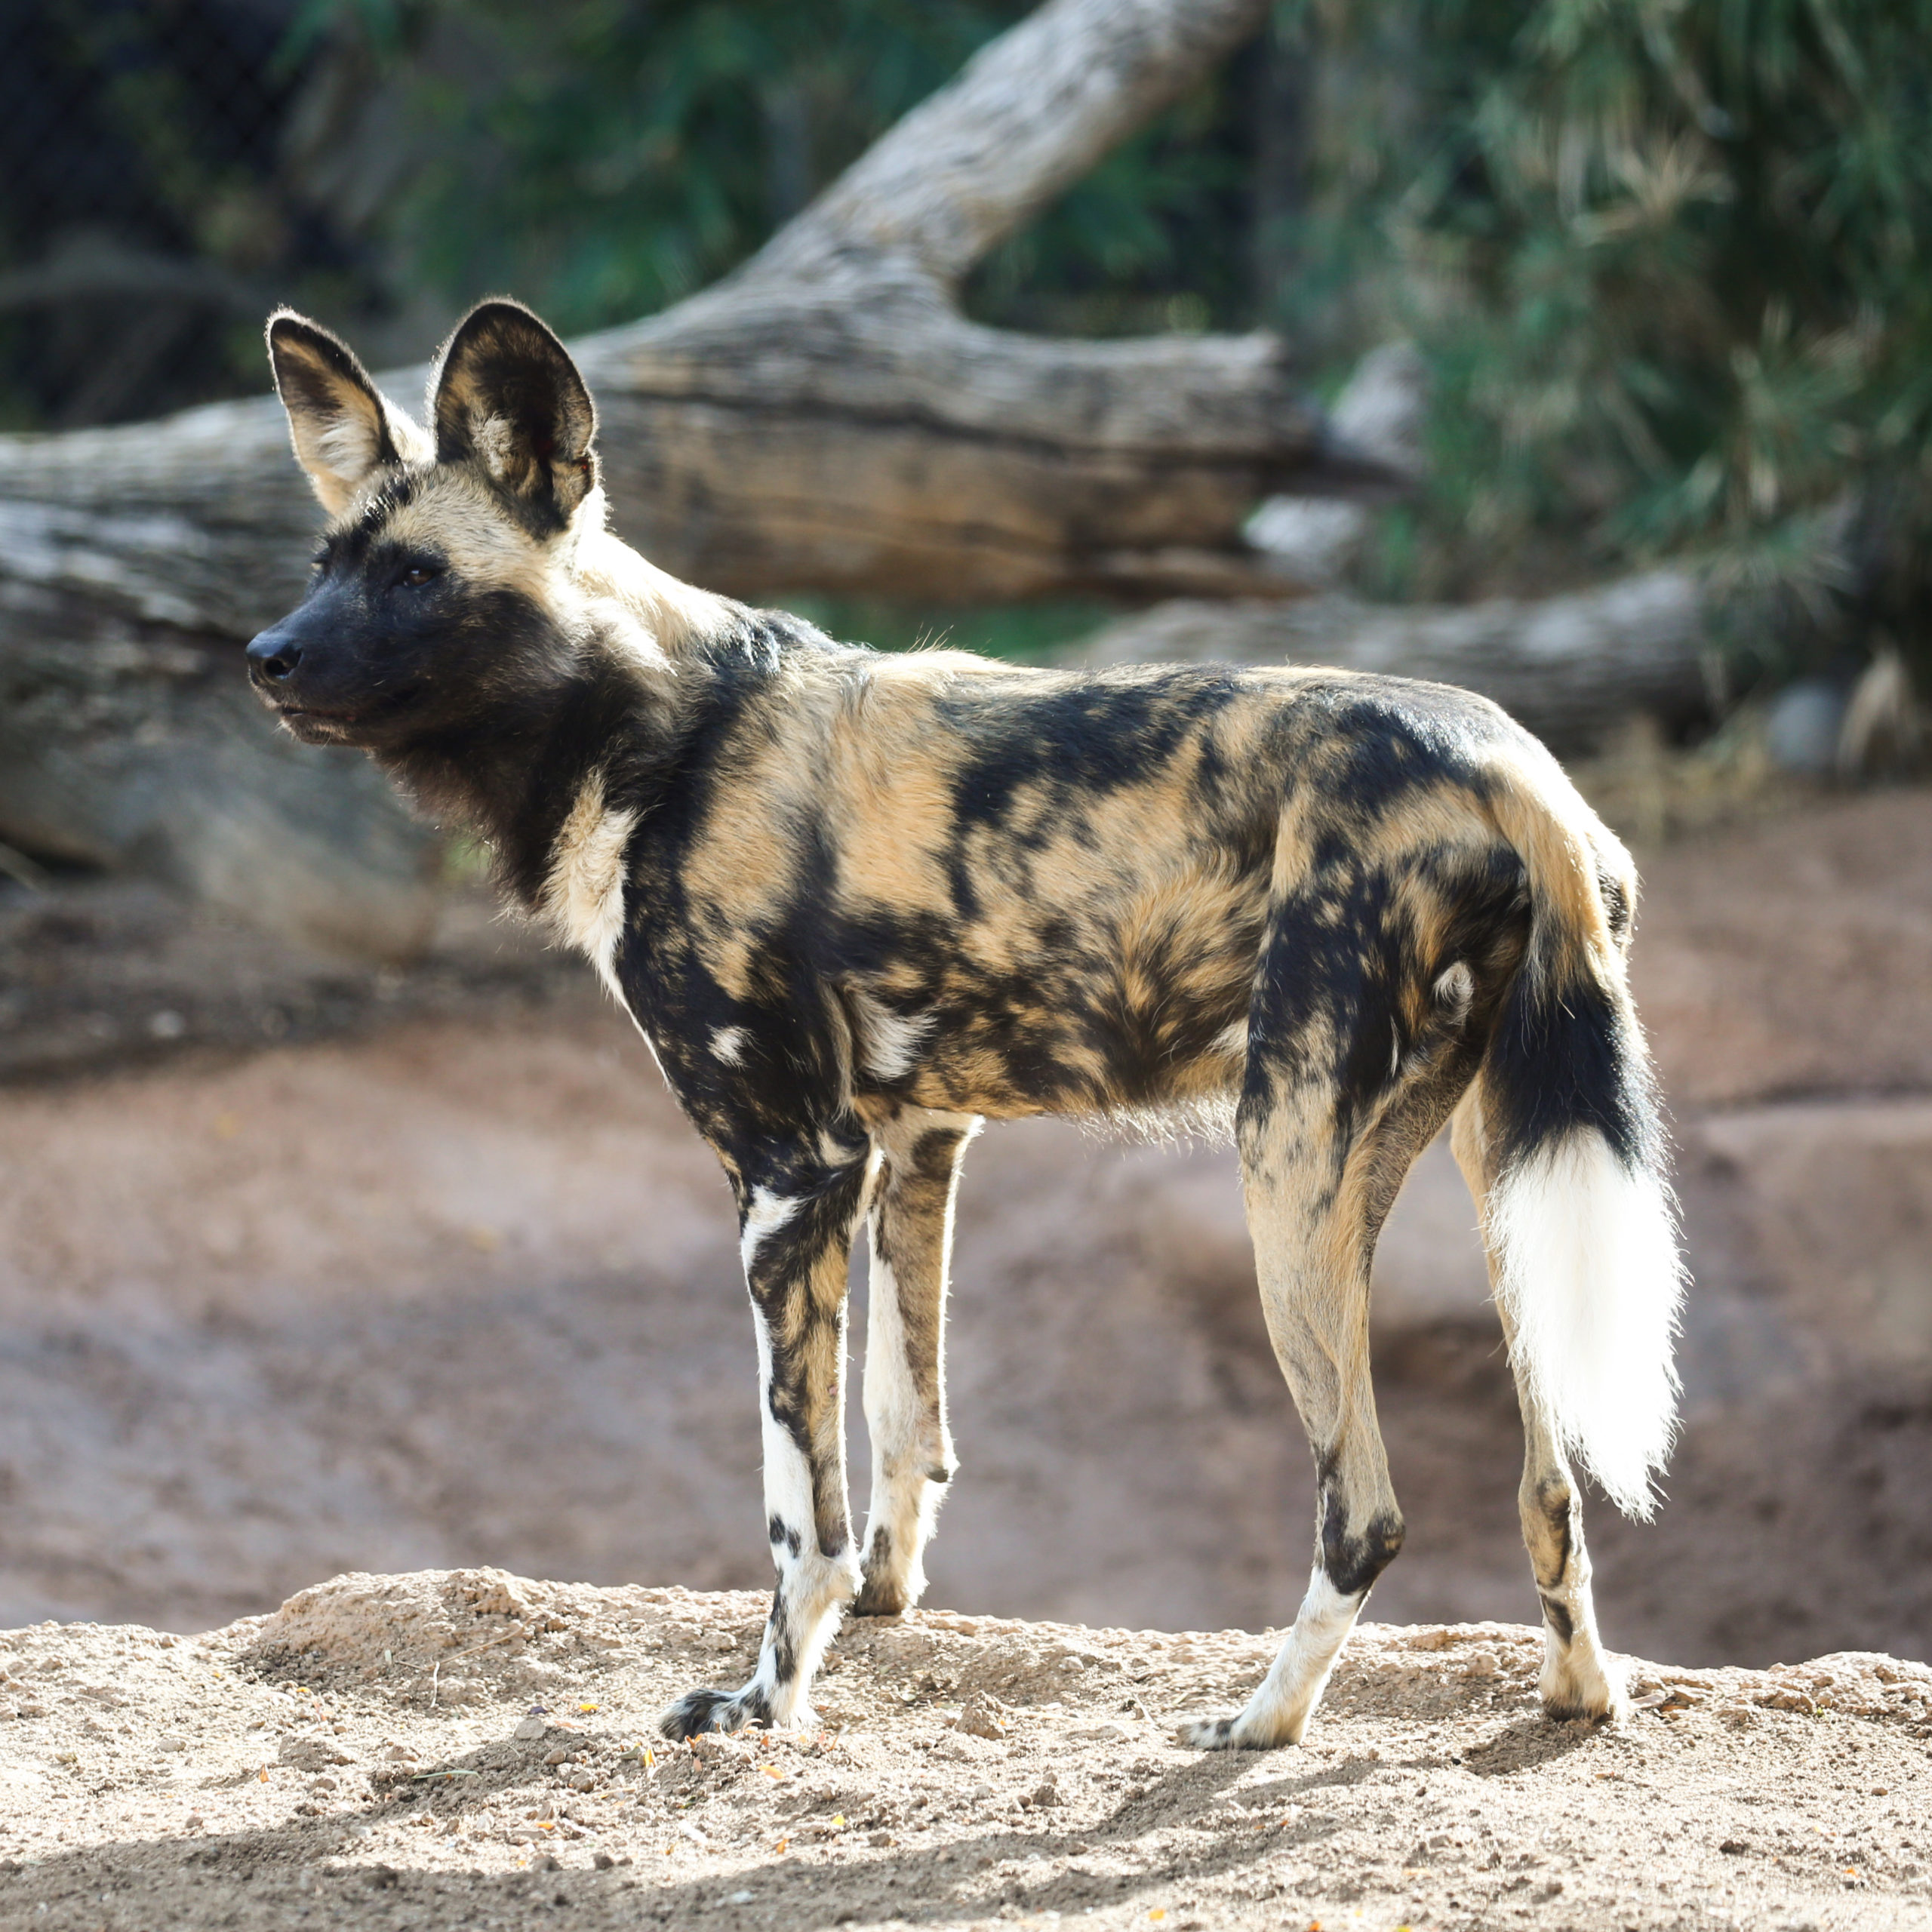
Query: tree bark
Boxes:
[{"xmin": 1078, "ymin": 570, "xmax": 1715, "ymax": 752}]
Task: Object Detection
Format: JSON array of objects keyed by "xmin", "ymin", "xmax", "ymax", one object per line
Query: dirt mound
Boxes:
[{"xmin": 2, "ymin": 1575, "xmax": 1930, "ymax": 1930}]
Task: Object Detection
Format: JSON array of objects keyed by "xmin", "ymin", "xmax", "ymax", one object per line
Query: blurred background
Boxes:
[{"xmin": 0, "ymin": 0, "xmax": 1926, "ymax": 1666}]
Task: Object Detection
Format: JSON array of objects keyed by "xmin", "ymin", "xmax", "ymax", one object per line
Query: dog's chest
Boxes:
[{"xmin": 544, "ymin": 776, "xmax": 636, "ymax": 994}]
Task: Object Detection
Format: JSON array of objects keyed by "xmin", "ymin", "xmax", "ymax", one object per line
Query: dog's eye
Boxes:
[{"xmin": 400, "ymin": 563, "xmax": 441, "ymax": 589}]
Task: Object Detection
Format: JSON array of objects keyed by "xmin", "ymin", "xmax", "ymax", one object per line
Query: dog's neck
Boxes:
[
  {"xmin": 374, "ymin": 608, "xmax": 721, "ymax": 916},
  {"xmin": 365, "ymin": 519, "xmax": 835, "ymax": 914},
  {"xmin": 570, "ymin": 513, "xmax": 737, "ymax": 663}
]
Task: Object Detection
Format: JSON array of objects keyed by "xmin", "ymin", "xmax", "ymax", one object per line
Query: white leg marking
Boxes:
[
  {"xmin": 662, "ymin": 1306, "xmax": 857, "ymax": 1738},
  {"xmin": 1539, "ymin": 1605, "xmax": 1626, "ymax": 1721},
  {"xmin": 858, "ymin": 1247, "xmax": 944, "ymax": 1611},
  {"xmin": 1183, "ymin": 1567, "xmax": 1361, "ymax": 1750},
  {"xmin": 742, "ymin": 1309, "xmax": 857, "ymax": 1728},
  {"xmin": 710, "ymin": 1026, "xmax": 745, "ymax": 1066},
  {"xmin": 739, "ymin": 1187, "xmax": 800, "ymax": 1275}
]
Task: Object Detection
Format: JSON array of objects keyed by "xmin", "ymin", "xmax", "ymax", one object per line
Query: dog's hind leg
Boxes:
[
  {"xmin": 1450, "ymin": 1092, "xmax": 1626, "ymax": 1722},
  {"xmin": 661, "ymin": 1133, "xmax": 872, "ymax": 1739},
  {"xmin": 853, "ymin": 1109, "xmax": 981, "ymax": 1617},
  {"xmin": 1186, "ymin": 857, "xmax": 1491, "ymax": 1751},
  {"xmin": 1184, "ymin": 1069, "xmax": 1408, "ymax": 1751}
]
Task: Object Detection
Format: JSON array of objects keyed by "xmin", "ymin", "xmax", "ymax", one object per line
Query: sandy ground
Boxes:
[{"xmin": 2, "ymin": 1571, "xmax": 1930, "ymax": 1931}]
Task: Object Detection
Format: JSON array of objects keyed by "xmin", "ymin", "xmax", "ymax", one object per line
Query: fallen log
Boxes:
[
  {"xmin": 0, "ymin": 0, "xmax": 1383, "ymax": 626},
  {"xmin": 1078, "ymin": 569, "xmax": 1716, "ymax": 751}
]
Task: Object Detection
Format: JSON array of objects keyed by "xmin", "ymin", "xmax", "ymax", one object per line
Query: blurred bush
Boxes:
[
  {"xmin": 285, "ymin": 0, "xmax": 1254, "ymax": 341},
  {"xmin": 1272, "ymin": 0, "xmax": 1932, "ymax": 677},
  {"xmin": 0, "ymin": 0, "xmax": 371, "ymax": 428}
]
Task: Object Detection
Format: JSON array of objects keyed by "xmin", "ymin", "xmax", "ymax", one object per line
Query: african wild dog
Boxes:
[{"xmin": 249, "ymin": 299, "xmax": 1684, "ymax": 1749}]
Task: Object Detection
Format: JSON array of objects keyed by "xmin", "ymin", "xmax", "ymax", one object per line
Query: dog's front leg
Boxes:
[
  {"xmin": 660, "ymin": 1143, "xmax": 871, "ymax": 1739},
  {"xmin": 854, "ymin": 1109, "xmax": 979, "ymax": 1617}
]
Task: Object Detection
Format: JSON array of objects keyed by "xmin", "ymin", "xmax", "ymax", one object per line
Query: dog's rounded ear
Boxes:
[
  {"xmin": 429, "ymin": 300, "xmax": 598, "ymax": 526},
  {"xmin": 266, "ymin": 311, "xmax": 427, "ymax": 515}
]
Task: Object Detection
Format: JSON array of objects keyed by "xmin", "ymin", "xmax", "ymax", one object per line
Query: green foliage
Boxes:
[
  {"xmin": 310, "ymin": 0, "xmax": 1251, "ymax": 339},
  {"xmin": 1273, "ymin": 0, "xmax": 1932, "ymax": 649}
]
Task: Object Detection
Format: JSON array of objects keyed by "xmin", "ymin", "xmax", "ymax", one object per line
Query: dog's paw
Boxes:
[
  {"xmin": 1539, "ymin": 1651, "xmax": 1627, "ymax": 1727},
  {"xmin": 1178, "ymin": 1714, "xmax": 1264, "ymax": 1752},
  {"xmin": 659, "ymin": 1684, "xmax": 768, "ymax": 1741},
  {"xmin": 850, "ymin": 1577, "xmax": 906, "ymax": 1619}
]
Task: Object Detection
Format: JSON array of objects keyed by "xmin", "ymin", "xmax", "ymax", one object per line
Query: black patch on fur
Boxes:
[
  {"xmin": 1539, "ymin": 1592, "xmax": 1576, "ymax": 1647},
  {"xmin": 1318, "ymin": 1487, "xmax": 1406, "ymax": 1599},
  {"xmin": 852, "ymin": 1528, "xmax": 903, "ymax": 1618},
  {"xmin": 762, "ymin": 1583, "xmax": 798, "ymax": 1687},
  {"xmin": 1596, "ymin": 865, "xmax": 1632, "ymax": 944},
  {"xmin": 1484, "ymin": 947, "xmax": 1662, "ymax": 1178},
  {"xmin": 1537, "ymin": 1481, "xmax": 1575, "ymax": 1581},
  {"xmin": 660, "ymin": 1686, "xmax": 747, "ymax": 1740},
  {"xmin": 945, "ymin": 672, "xmax": 1241, "ymax": 832}
]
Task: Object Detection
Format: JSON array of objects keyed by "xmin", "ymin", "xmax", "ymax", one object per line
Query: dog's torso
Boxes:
[{"xmin": 534, "ymin": 611, "xmax": 1532, "ymax": 1171}]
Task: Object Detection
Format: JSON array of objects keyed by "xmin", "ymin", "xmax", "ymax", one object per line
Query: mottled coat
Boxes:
[{"xmin": 248, "ymin": 300, "xmax": 1683, "ymax": 1749}]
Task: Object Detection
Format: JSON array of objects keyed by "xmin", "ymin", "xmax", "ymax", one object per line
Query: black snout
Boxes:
[{"xmin": 247, "ymin": 626, "xmax": 303, "ymax": 684}]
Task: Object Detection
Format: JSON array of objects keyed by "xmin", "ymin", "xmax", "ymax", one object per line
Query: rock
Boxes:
[
  {"xmin": 277, "ymin": 1736, "xmax": 353, "ymax": 1770},
  {"xmin": 955, "ymin": 1695, "xmax": 1008, "ymax": 1740},
  {"xmin": 1766, "ymin": 679, "xmax": 1848, "ymax": 775}
]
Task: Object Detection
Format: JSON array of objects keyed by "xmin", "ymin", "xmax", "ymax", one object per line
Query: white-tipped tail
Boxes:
[{"xmin": 1487, "ymin": 1129, "xmax": 1685, "ymax": 1518}]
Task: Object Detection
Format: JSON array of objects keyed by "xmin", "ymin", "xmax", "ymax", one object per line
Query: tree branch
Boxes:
[
  {"xmin": 1079, "ymin": 571, "xmax": 1715, "ymax": 751},
  {"xmin": 748, "ymin": 0, "xmax": 1266, "ymax": 289}
]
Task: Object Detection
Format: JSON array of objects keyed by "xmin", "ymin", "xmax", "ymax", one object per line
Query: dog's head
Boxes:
[{"xmin": 248, "ymin": 300, "xmax": 599, "ymax": 751}]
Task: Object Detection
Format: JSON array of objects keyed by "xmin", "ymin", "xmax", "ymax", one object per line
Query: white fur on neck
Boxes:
[{"xmin": 545, "ymin": 768, "xmax": 635, "ymax": 998}]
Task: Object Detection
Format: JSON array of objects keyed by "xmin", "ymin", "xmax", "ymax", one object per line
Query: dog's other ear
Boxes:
[
  {"xmin": 266, "ymin": 311, "xmax": 426, "ymax": 515},
  {"xmin": 429, "ymin": 300, "xmax": 598, "ymax": 526}
]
